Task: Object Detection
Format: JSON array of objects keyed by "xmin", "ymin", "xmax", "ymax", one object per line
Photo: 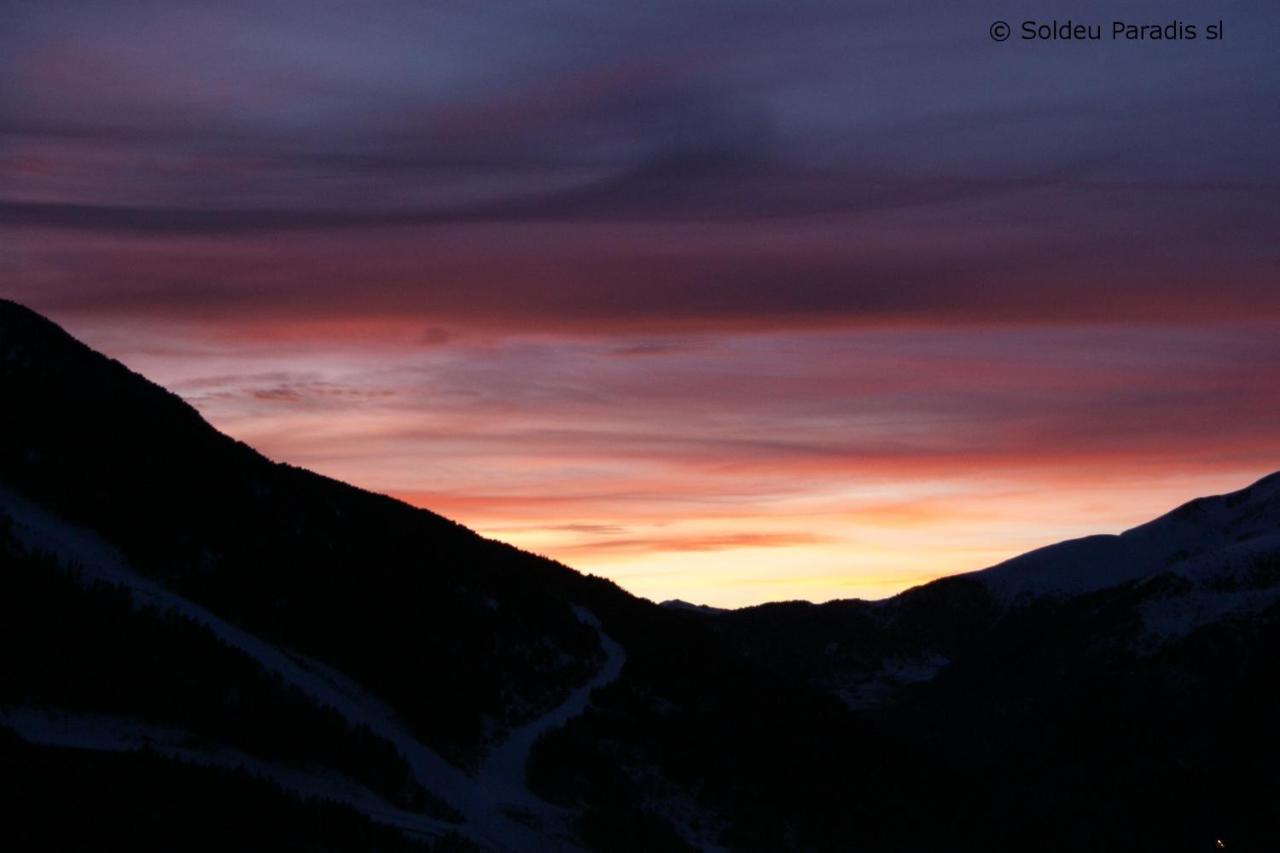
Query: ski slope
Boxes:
[{"xmin": 1, "ymin": 485, "xmax": 627, "ymax": 852}]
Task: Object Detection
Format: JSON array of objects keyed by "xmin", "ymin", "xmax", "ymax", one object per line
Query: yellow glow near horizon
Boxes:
[
  {"xmin": 64, "ymin": 320, "xmax": 1280, "ymax": 609},
  {"xmin": 398, "ymin": 468, "xmax": 1268, "ymax": 608}
]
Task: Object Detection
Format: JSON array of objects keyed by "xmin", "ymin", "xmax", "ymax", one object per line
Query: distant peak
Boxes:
[
  {"xmin": 659, "ymin": 599, "xmax": 729, "ymax": 614},
  {"xmin": 974, "ymin": 469, "xmax": 1280, "ymax": 604}
]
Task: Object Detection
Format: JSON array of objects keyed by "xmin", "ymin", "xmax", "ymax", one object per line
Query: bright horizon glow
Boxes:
[{"xmin": 55, "ymin": 318, "xmax": 1280, "ymax": 609}]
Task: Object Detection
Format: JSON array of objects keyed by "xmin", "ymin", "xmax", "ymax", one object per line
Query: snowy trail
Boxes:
[
  {"xmin": 474, "ymin": 606, "xmax": 626, "ymax": 813},
  {"xmin": 0, "ymin": 707, "xmax": 462, "ymax": 842},
  {"xmin": 1, "ymin": 486, "xmax": 627, "ymax": 852}
]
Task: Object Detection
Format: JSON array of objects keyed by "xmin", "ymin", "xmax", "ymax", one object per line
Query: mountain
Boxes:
[
  {"xmin": 659, "ymin": 599, "xmax": 730, "ymax": 615},
  {"xmin": 2, "ymin": 297, "xmax": 1278, "ymax": 852},
  {"xmin": 975, "ymin": 472, "xmax": 1280, "ymax": 604},
  {"xmin": 0, "ymin": 298, "xmax": 657, "ymax": 852}
]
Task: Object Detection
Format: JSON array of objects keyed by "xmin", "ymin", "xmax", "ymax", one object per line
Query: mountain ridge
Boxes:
[{"xmin": 971, "ymin": 469, "xmax": 1280, "ymax": 603}]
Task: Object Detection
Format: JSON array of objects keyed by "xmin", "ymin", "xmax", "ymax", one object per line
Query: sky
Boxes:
[{"xmin": 3, "ymin": 0, "xmax": 1279, "ymax": 606}]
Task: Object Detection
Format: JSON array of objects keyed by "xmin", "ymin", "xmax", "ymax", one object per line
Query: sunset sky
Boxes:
[{"xmin": 4, "ymin": 0, "xmax": 1279, "ymax": 606}]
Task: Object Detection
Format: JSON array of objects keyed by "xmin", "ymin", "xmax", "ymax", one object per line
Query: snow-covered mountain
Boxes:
[{"xmin": 975, "ymin": 471, "xmax": 1280, "ymax": 604}]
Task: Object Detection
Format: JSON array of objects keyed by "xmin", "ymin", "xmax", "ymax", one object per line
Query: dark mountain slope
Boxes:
[
  {"xmin": 0, "ymin": 519, "xmax": 443, "ymax": 817},
  {"xmin": 705, "ymin": 574, "xmax": 996, "ymax": 708},
  {"xmin": 0, "ymin": 298, "xmax": 619, "ymax": 764},
  {"xmin": 837, "ymin": 582, "xmax": 1280, "ymax": 852}
]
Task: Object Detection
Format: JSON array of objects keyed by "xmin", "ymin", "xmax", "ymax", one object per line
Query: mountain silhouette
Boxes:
[{"xmin": 2, "ymin": 298, "xmax": 1277, "ymax": 852}]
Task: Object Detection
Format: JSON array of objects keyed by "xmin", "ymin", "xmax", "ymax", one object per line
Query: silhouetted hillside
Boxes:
[{"xmin": 0, "ymin": 298, "xmax": 615, "ymax": 764}]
